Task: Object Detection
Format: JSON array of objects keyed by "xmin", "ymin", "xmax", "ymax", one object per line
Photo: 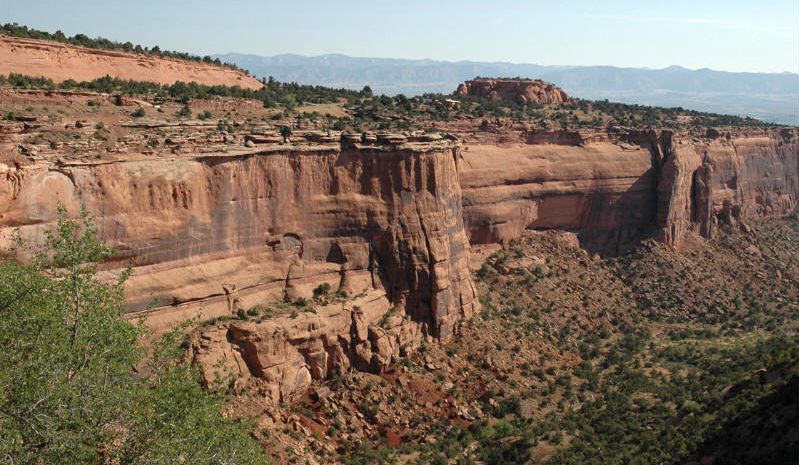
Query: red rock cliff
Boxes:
[
  {"xmin": 457, "ymin": 128, "xmax": 798, "ymax": 252},
  {"xmin": 0, "ymin": 142, "xmax": 477, "ymax": 341},
  {"xmin": 1, "ymin": 128, "xmax": 797, "ymax": 400}
]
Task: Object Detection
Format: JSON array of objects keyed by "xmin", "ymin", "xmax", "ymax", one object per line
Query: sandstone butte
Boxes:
[
  {"xmin": 456, "ymin": 78, "xmax": 569, "ymax": 104},
  {"xmin": 0, "ymin": 35, "xmax": 263, "ymax": 89}
]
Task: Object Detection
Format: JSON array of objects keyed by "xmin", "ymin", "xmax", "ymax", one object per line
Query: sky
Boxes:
[{"xmin": 2, "ymin": 0, "xmax": 798, "ymax": 73}]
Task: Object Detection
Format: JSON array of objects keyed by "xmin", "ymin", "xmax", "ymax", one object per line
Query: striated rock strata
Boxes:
[
  {"xmin": 459, "ymin": 129, "xmax": 798, "ymax": 252},
  {"xmin": 1, "ymin": 128, "xmax": 797, "ymax": 401}
]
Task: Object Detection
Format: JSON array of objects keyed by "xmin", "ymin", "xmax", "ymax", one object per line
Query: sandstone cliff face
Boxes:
[
  {"xmin": 1, "ymin": 128, "xmax": 796, "ymax": 402},
  {"xmin": 0, "ymin": 142, "xmax": 477, "ymax": 338},
  {"xmin": 459, "ymin": 129, "xmax": 798, "ymax": 252},
  {"xmin": 0, "ymin": 35, "xmax": 263, "ymax": 89},
  {"xmin": 0, "ymin": 141, "xmax": 479, "ymax": 402},
  {"xmin": 456, "ymin": 78, "xmax": 569, "ymax": 104},
  {"xmin": 656, "ymin": 131, "xmax": 799, "ymax": 246},
  {"xmin": 459, "ymin": 142, "xmax": 657, "ymax": 252}
]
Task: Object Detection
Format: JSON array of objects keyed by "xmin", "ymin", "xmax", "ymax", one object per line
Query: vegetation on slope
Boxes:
[
  {"xmin": 264, "ymin": 218, "xmax": 798, "ymax": 464},
  {"xmin": 0, "ymin": 206, "xmax": 270, "ymax": 464},
  {"xmin": 0, "ymin": 70, "xmax": 779, "ymax": 133},
  {"xmin": 0, "ymin": 73, "xmax": 367, "ymax": 110}
]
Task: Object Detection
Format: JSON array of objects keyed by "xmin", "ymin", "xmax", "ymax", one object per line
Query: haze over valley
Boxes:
[{"xmin": 216, "ymin": 52, "xmax": 799, "ymax": 124}]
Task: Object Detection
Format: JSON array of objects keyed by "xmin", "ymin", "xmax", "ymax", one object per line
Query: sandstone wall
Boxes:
[
  {"xmin": 1, "ymin": 129, "xmax": 796, "ymax": 401},
  {"xmin": 0, "ymin": 143, "xmax": 477, "ymax": 341},
  {"xmin": 459, "ymin": 129, "xmax": 798, "ymax": 251},
  {"xmin": 656, "ymin": 131, "xmax": 799, "ymax": 246},
  {"xmin": 459, "ymin": 142, "xmax": 658, "ymax": 252}
]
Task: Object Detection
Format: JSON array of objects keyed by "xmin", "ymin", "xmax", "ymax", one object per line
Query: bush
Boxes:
[
  {"xmin": 176, "ymin": 105, "xmax": 191, "ymax": 117},
  {"xmin": 313, "ymin": 282, "xmax": 332, "ymax": 299},
  {"xmin": 0, "ymin": 205, "xmax": 269, "ymax": 464},
  {"xmin": 131, "ymin": 107, "xmax": 146, "ymax": 118}
]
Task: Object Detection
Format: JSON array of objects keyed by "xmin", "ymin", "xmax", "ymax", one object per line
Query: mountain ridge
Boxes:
[{"xmin": 214, "ymin": 52, "xmax": 799, "ymax": 124}]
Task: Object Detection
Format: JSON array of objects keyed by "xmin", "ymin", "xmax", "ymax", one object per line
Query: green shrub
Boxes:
[
  {"xmin": 176, "ymin": 105, "xmax": 191, "ymax": 117},
  {"xmin": 0, "ymin": 205, "xmax": 269, "ymax": 464}
]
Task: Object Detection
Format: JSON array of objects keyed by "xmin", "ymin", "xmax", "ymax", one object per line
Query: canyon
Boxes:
[
  {"xmin": 1, "ymin": 88, "xmax": 796, "ymax": 403},
  {"xmin": 0, "ymin": 14, "xmax": 796, "ymax": 463}
]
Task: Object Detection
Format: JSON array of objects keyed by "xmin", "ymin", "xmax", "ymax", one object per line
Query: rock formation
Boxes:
[
  {"xmin": 0, "ymin": 139, "xmax": 478, "ymax": 334},
  {"xmin": 459, "ymin": 129, "xmax": 798, "ymax": 252},
  {"xmin": 0, "ymin": 35, "xmax": 263, "ymax": 89},
  {"xmin": 456, "ymin": 78, "xmax": 569, "ymax": 104},
  {"xmin": 1, "ymin": 90, "xmax": 797, "ymax": 402}
]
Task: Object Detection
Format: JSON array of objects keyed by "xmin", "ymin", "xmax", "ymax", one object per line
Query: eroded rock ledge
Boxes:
[{"xmin": 1, "ymin": 128, "xmax": 797, "ymax": 401}]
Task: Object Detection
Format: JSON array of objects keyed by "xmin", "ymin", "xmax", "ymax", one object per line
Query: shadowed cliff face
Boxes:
[
  {"xmin": 657, "ymin": 131, "xmax": 799, "ymax": 246},
  {"xmin": 0, "ymin": 143, "xmax": 477, "ymax": 340},
  {"xmin": 459, "ymin": 129, "xmax": 799, "ymax": 252}
]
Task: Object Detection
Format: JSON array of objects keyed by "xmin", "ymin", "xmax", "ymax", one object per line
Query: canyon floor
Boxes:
[{"xmin": 212, "ymin": 216, "xmax": 798, "ymax": 465}]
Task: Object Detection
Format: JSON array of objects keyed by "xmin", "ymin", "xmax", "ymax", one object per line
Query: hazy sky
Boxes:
[{"xmin": 3, "ymin": 0, "xmax": 798, "ymax": 73}]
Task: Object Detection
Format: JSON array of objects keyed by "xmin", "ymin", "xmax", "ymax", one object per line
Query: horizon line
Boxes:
[{"xmin": 213, "ymin": 51, "xmax": 799, "ymax": 76}]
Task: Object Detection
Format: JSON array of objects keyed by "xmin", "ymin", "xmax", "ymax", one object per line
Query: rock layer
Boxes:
[
  {"xmin": 0, "ymin": 35, "xmax": 263, "ymax": 89},
  {"xmin": 0, "ymin": 142, "xmax": 478, "ymax": 340},
  {"xmin": 459, "ymin": 129, "xmax": 798, "ymax": 251},
  {"xmin": 1, "ymin": 128, "xmax": 797, "ymax": 401}
]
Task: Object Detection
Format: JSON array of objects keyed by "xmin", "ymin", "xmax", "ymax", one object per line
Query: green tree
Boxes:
[
  {"xmin": 0, "ymin": 205, "xmax": 269, "ymax": 464},
  {"xmin": 280, "ymin": 125, "xmax": 292, "ymax": 141},
  {"xmin": 176, "ymin": 104, "xmax": 192, "ymax": 118}
]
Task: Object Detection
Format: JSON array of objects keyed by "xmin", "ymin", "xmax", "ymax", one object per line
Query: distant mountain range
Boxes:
[{"xmin": 213, "ymin": 53, "xmax": 799, "ymax": 125}]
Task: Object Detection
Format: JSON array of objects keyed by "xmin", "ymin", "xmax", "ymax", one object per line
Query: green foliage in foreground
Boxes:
[{"xmin": 0, "ymin": 205, "xmax": 268, "ymax": 464}]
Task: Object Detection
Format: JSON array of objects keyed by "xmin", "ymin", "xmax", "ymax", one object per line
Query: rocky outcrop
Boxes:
[
  {"xmin": 459, "ymin": 129, "xmax": 798, "ymax": 251},
  {"xmin": 0, "ymin": 35, "xmax": 263, "ymax": 89},
  {"xmin": 459, "ymin": 141, "xmax": 659, "ymax": 252},
  {"xmin": 193, "ymin": 289, "xmax": 426, "ymax": 402},
  {"xmin": 656, "ymin": 131, "xmax": 799, "ymax": 245},
  {"xmin": 456, "ymin": 78, "xmax": 569, "ymax": 104}
]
